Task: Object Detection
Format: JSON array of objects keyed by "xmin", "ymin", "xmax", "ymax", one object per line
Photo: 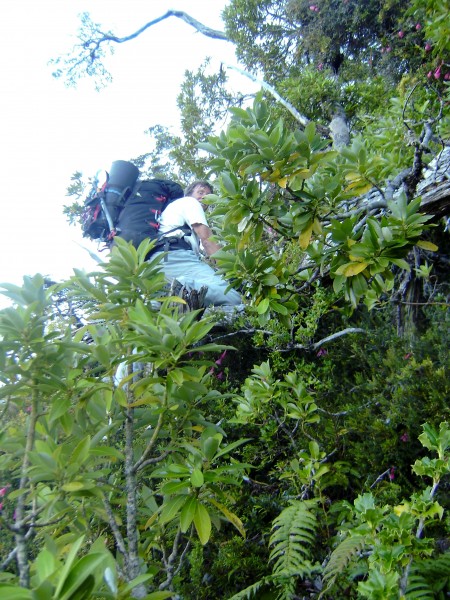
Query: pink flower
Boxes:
[
  {"xmin": 309, "ymin": 5, "xmax": 317, "ymax": 10},
  {"xmin": 416, "ymin": 23, "xmax": 422, "ymax": 30},
  {"xmin": 403, "ymin": 353, "xmax": 412, "ymax": 360},
  {"xmin": 385, "ymin": 46, "xmax": 391, "ymax": 53},
  {"xmin": 0, "ymin": 486, "xmax": 9, "ymax": 497},
  {"xmin": 400, "ymin": 432, "xmax": 409, "ymax": 442},
  {"xmin": 398, "ymin": 30, "xmax": 404, "ymax": 39},
  {"xmin": 434, "ymin": 67, "xmax": 441, "ymax": 79},
  {"xmin": 427, "ymin": 71, "xmax": 433, "ymax": 78},
  {"xmin": 317, "ymin": 62, "xmax": 324, "ymax": 71},
  {"xmin": 316, "ymin": 348, "xmax": 328, "ymax": 357},
  {"xmin": 445, "ymin": 73, "xmax": 450, "ymax": 80},
  {"xmin": 209, "ymin": 351, "xmax": 228, "ymax": 375},
  {"xmin": 215, "ymin": 351, "xmax": 227, "ymax": 366},
  {"xmin": 425, "ymin": 43, "xmax": 432, "ymax": 52},
  {"xmin": 389, "ymin": 467, "xmax": 395, "ymax": 481}
]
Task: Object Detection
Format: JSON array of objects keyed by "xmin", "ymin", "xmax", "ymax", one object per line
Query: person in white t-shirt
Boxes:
[{"xmin": 153, "ymin": 181, "xmax": 242, "ymax": 307}]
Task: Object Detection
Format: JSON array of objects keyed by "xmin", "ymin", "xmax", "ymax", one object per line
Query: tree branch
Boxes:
[
  {"xmin": 104, "ymin": 10, "xmax": 228, "ymax": 44},
  {"xmin": 277, "ymin": 328, "xmax": 366, "ymax": 353},
  {"xmin": 223, "ymin": 63, "xmax": 312, "ymax": 128}
]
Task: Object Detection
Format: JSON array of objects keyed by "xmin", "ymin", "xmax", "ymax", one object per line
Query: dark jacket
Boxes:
[{"xmin": 105, "ymin": 179, "xmax": 184, "ymax": 248}]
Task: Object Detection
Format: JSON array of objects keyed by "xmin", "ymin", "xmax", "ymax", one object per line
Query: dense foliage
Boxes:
[{"xmin": 2, "ymin": 0, "xmax": 449, "ymax": 598}]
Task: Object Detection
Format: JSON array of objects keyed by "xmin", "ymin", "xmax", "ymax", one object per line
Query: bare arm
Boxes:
[{"xmin": 192, "ymin": 223, "xmax": 221, "ymax": 257}]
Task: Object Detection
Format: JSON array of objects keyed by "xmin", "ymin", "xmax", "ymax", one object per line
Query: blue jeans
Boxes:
[{"xmin": 152, "ymin": 249, "xmax": 242, "ymax": 307}]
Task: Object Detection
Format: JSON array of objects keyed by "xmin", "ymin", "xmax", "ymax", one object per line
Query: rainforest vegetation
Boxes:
[{"xmin": 1, "ymin": 0, "xmax": 449, "ymax": 598}]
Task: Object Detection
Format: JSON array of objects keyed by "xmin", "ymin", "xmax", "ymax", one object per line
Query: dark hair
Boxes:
[{"xmin": 184, "ymin": 180, "xmax": 213, "ymax": 196}]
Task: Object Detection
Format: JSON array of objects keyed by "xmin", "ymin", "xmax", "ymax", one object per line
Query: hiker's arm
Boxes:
[{"xmin": 192, "ymin": 223, "xmax": 221, "ymax": 257}]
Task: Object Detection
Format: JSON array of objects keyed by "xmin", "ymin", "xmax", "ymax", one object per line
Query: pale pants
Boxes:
[{"xmin": 152, "ymin": 249, "xmax": 242, "ymax": 307}]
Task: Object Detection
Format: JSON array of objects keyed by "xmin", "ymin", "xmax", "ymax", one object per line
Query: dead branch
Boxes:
[{"xmin": 103, "ymin": 10, "xmax": 228, "ymax": 44}]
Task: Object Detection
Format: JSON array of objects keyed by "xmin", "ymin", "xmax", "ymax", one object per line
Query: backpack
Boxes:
[
  {"xmin": 80, "ymin": 161, "xmax": 184, "ymax": 247},
  {"xmin": 113, "ymin": 179, "xmax": 185, "ymax": 249}
]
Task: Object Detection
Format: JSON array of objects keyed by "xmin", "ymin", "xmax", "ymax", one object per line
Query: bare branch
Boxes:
[
  {"xmin": 312, "ymin": 328, "xmax": 366, "ymax": 350},
  {"xmin": 278, "ymin": 328, "xmax": 366, "ymax": 353},
  {"xmin": 223, "ymin": 63, "xmax": 312, "ymax": 128},
  {"xmin": 51, "ymin": 11, "xmax": 228, "ymax": 88},
  {"xmin": 1, "ymin": 547, "xmax": 17, "ymax": 570},
  {"xmin": 102, "ymin": 494, "xmax": 128, "ymax": 560},
  {"xmin": 104, "ymin": 10, "xmax": 228, "ymax": 43},
  {"xmin": 135, "ymin": 449, "xmax": 171, "ymax": 472}
]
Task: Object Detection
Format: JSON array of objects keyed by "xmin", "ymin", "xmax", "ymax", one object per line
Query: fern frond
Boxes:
[
  {"xmin": 227, "ymin": 576, "xmax": 273, "ymax": 600},
  {"xmin": 410, "ymin": 552, "xmax": 450, "ymax": 593},
  {"xmin": 405, "ymin": 573, "xmax": 435, "ymax": 600},
  {"xmin": 269, "ymin": 500, "xmax": 318, "ymax": 576},
  {"xmin": 320, "ymin": 534, "xmax": 366, "ymax": 597}
]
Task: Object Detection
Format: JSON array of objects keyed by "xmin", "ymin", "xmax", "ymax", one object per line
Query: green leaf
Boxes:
[
  {"xmin": 62, "ymin": 481, "xmax": 95, "ymax": 492},
  {"xmin": 180, "ymin": 496, "xmax": 198, "ymax": 533},
  {"xmin": 114, "ymin": 388, "xmax": 128, "ymax": 407},
  {"xmin": 213, "ymin": 438, "xmax": 251, "ymax": 460},
  {"xmin": 35, "ymin": 548, "xmax": 57, "ymax": 583},
  {"xmin": 159, "ymin": 495, "xmax": 187, "ymax": 525},
  {"xmin": 194, "ymin": 502, "xmax": 212, "ymax": 545},
  {"xmin": 0, "ymin": 585, "xmax": 32, "ymax": 599},
  {"xmin": 202, "ymin": 434, "xmax": 222, "ymax": 461},
  {"xmin": 390, "ymin": 258, "xmax": 410, "ymax": 270},
  {"xmin": 208, "ymin": 498, "xmax": 246, "ymax": 538},
  {"xmin": 48, "ymin": 396, "xmax": 71, "ymax": 423},
  {"xmin": 416, "ymin": 240, "xmax": 439, "ymax": 252},
  {"xmin": 256, "ymin": 298, "xmax": 270, "ymax": 314},
  {"xmin": 71, "ymin": 436, "xmax": 91, "ymax": 466},
  {"xmin": 54, "ymin": 536, "xmax": 86, "ymax": 598},
  {"xmin": 221, "ymin": 172, "xmax": 238, "ymax": 196},
  {"xmin": 160, "ymin": 480, "xmax": 190, "ymax": 495},
  {"xmin": 120, "ymin": 572, "xmax": 157, "ymax": 595},
  {"xmin": 190, "ymin": 468, "xmax": 204, "ymax": 488},
  {"xmin": 271, "ymin": 301, "xmax": 288, "ymax": 315}
]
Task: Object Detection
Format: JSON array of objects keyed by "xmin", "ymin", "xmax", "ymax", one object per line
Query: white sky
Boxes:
[{"xmin": 0, "ymin": 0, "xmax": 255, "ymax": 306}]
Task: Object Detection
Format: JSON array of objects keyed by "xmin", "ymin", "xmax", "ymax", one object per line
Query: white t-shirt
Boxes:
[{"xmin": 158, "ymin": 196, "xmax": 209, "ymax": 254}]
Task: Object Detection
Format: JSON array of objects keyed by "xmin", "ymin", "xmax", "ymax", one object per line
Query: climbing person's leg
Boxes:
[{"xmin": 152, "ymin": 249, "xmax": 242, "ymax": 307}]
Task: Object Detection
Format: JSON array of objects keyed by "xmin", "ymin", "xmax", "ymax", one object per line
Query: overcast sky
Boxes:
[{"xmin": 1, "ymin": 0, "xmax": 254, "ymax": 306}]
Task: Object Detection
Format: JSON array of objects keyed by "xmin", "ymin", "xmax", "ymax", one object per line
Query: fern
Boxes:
[
  {"xmin": 227, "ymin": 575, "xmax": 273, "ymax": 600},
  {"xmin": 228, "ymin": 501, "xmax": 319, "ymax": 600},
  {"xmin": 405, "ymin": 574, "xmax": 435, "ymax": 600},
  {"xmin": 269, "ymin": 499, "xmax": 318, "ymax": 577},
  {"xmin": 408, "ymin": 552, "xmax": 450, "ymax": 597},
  {"xmin": 320, "ymin": 534, "xmax": 366, "ymax": 597}
]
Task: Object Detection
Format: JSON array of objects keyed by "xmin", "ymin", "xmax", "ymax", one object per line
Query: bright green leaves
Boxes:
[
  {"xmin": 341, "ymin": 137, "xmax": 389, "ymax": 195},
  {"xmin": 413, "ymin": 422, "xmax": 449, "ymax": 482},
  {"xmin": 0, "ymin": 243, "xmax": 251, "ymax": 588},
  {"xmin": 236, "ymin": 362, "xmax": 319, "ymax": 437},
  {"xmin": 192, "ymin": 502, "xmax": 212, "ymax": 545},
  {"xmin": 160, "ymin": 496, "xmax": 211, "ymax": 545},
  {"xmin": 323, "ymin": 422, "xmax": 449, "ymax": 598},
  {"xmin": 329, "ymin": 192, "xmax": 433, "ymax": 307},
  {"xmin": 150, "ymin": 429, "xmax": 249, "ymax": 544},
  {"xmin": 201, "ymin": 95, "xmax": 434, "ymax": 315}
]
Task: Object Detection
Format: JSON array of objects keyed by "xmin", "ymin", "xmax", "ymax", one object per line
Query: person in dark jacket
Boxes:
[{"xmin": 152, "ymin": 180, "xmax": 242, "ymax": 307}]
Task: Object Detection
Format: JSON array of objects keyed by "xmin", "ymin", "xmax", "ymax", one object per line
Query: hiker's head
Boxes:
[{"xmin": 185, "ymin": 181, "xmax": 213, "ymax": 201}]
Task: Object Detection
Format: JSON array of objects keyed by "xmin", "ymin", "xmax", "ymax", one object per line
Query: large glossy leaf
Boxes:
[{"xmin": 193, "ymin": 502, "xmax": 212, "ymax": 545}]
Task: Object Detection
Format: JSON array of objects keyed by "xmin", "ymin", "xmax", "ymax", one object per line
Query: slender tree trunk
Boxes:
[
  {"xmin": 14, "ymin": 390, "xmax": 39, "ymax": 587},
  {"xmin": 124, "ymin": 363, "xmax": 147, "ymax": 599}
]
